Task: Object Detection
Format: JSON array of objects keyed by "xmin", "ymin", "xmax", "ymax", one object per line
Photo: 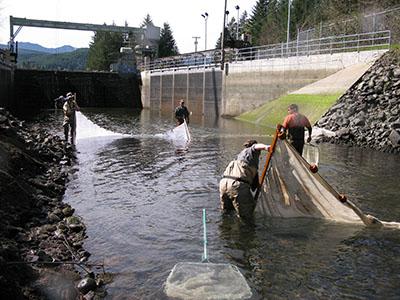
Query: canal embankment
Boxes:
[
  {"xmin": 0, "ymin": 108, "xmax": 106, "ymax": 298},
  {"xmin": 236, "ymin": 49, "xmax": 400, "ymax": 154},
  {"xmin": 316, "ymin": 48, "xmax": 400, "ymax": 153}
]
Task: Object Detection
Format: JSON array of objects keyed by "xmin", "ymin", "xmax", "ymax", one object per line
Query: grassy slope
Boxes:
[
  {"xmin": 234, "ymin": 47, "xmax": 400, "ymax": 132},
  {"xmin": 236, "ymin": 93, "xmax": 341, "ymax": 131}
]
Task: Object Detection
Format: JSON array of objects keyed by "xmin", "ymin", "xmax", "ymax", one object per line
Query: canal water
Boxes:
[{"xmin": 43, "ymin": 108, "xmax": 400, "ymax": 299}]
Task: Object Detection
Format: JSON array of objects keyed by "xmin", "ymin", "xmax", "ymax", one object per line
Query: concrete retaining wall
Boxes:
[
  {"xmin": 223, "ymin": 50, "xmax": 386, "ymax": 116},
  {"xmin": 13, "ymin": 69, "xmax": 142, "ymax": 115},
  {"xmin": 142, "ymin": 68, "xmax": 222, "ymax": 118},
  {"xmin": 0, "ymin": 62, "xmax": 14, "ymax": 109},
  {"xmin": 141, "ymin": 50, "xmax": 387, "ymax": 117}
]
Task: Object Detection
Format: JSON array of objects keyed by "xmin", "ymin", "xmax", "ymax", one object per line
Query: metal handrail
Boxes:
[{"xmin": 140, "ymin": 31, "xmax": 391, "ymax": 72}]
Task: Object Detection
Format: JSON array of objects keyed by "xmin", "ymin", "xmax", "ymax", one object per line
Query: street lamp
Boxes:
[
  {"xmin": 201, "ymin": 12, "xmax": 208, "ymax": 50},
  {"xmin": 235, "ymin": 5, "xmax": 240, "ymax": 40},
  {"xmin": 221, "ymin": 0, "xmax": 228, "ymax": 70}
]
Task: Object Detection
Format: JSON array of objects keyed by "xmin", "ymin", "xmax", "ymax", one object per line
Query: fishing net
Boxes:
[
  {"xmin": 165, "ymin": 262, "xmax": 252, "ymax": 300},
  {"xmin": 255, "ymin": 139, "xmax": 364, "ymax": 224},
  {"xmin": 164, "ymin": 209, "xmax": 252, "ymax": 300},
  {"xmin": 165, "ymin": 120, "xmax": 191, "ymax": 149},
  {"xmin": 302, "ymin": 143, "xmax": 319, "ymax": 166}
]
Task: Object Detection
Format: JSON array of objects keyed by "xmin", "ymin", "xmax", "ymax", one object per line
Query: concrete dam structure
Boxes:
[
  {"xmin": 141, "ymin": 50, "xmax": 387, "ymax": 118},
  {"xmin": 0, "ymin": 64, "xmax": 142, "ymax": 116}
]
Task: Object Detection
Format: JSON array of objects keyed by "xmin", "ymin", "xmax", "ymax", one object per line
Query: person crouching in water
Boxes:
[
  {"xmin": 219, "ymin": 140, "xmax": 270, "ymax": 220},
  {"xmin": 63, "ymin": 92, "xmax": 80, "ymax": 144}
]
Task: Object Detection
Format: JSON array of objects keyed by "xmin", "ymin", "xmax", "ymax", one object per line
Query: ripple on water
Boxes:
[{"xmin": 58, "ymin": 109, "xmax": 400, "ymax": 299}]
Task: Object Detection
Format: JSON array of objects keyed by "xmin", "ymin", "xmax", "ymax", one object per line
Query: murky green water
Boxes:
[{"xmin": 44, "ymin": 108, "xmax": 400, "ymax": 299}]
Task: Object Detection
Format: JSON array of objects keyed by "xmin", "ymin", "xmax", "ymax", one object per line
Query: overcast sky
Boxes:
[{"xmin": 0, "ymin": 0, "xmax": 257, "ymax": 53}]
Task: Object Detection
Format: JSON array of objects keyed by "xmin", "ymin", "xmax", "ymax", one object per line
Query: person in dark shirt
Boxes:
[
  {"xmin": 174, "ymin": 100, "xmax": 190, "ymax": 125},
  {"xmin": 281, "ymin": 104, "xmax": 312, "ymax": 155},
  {"xmin": 219, "ymin": 140, "xmax": 270, "ymax": 220}
]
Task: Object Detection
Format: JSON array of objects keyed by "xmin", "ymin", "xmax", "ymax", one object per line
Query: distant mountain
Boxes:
[
  {"xmin": 17, "ymin": 42, "xmax": 76, "ymax": 54},
  {"xmin": 0, "ymin": 42, "xmax": 76, "ymax": 54},
  {"xmin": 17, "ymin": 48, "xmax": 89, "ymax": 71},
  {"xmin": 0, "ymin": 42, "xmax": 88, "ymax": 71}
]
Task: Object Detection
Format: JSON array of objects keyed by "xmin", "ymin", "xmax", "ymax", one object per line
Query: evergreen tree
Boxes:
[
  {"xmin": 246, "ymin": 0, "xmax": 270, "ymax": 45},
  {"xmin": 215, "ymin": 12, "xmax": 251, "ymax": 49},
  {"xmin": 86, "ymin": 28, "xmax": 124, "ymax": 71},
  {"xmin": 140, "ymin": 14, "xmax": 154, "ymax": 28},
  {"xmin": 239, "ymin": 11, "xmax": 249, "ymax": 37},
  {"xmin": 158, "ymin": 23, "xmax": 179, "ymax": 57}
]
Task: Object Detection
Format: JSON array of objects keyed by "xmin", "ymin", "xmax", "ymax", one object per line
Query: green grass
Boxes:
[{"xmin": 236, "ymin": 93, "xmax": 341, "ymax": 130}]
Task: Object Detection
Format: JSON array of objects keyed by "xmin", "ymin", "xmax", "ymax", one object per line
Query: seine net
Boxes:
[
  {"xmin": 255, "ymin": 139, "xmax": 364, "ymax": 223},
  {"xmin": 164, "ymin": 209, "xmax": 252, "ymax": 300},
  {"xmin": 165, "ymin": 120, "xmax": 191, "ymax": 149},
  {"xmin": 303, "ymin": 143, "xmax": 319, "ymax": 166}
]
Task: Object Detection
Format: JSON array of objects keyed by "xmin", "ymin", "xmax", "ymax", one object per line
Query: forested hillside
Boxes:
[
  {"xmin": 244, "ymin": 0, "xmax": 400, "ymax": 46},
  {"xmin": 5, "ymin": 0, "xmax": 400, "ymax": 71},
  {"xmin": 17, "ymin": 48, "xmax": 89, "ymax": 71}
]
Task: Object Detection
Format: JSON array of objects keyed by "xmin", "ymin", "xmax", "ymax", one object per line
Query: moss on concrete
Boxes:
[{"xmin": 236, "ymin": 93, "xmax": 340, "ymax": 130}]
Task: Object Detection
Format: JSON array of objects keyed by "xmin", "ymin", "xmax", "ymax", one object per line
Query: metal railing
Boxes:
[{"xmin": 140, "ymin": 31, "xmax": 391, "ymax": 72}]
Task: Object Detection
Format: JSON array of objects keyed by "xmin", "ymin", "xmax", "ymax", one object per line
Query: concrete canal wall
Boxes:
[
  {"xmin": 141, "ymin": 50, "xmax": 387, "ymax": 118},
  {"xmin": 0, "ymin": 65, "xmax": 142, "ymax": 116},
  {"xmin": 13, "ymin": 69, "xmax": 142, "ymax": 114},
  {"xmin": 0, "ymin": 60, "xmax": 14, "ymax": 109},
  {"xmin": 141, "ymin": 68, "xmax": 222, "ymax": 118}
]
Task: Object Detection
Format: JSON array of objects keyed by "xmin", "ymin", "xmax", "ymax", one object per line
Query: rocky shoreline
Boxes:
[
  {"xmin": 0, "ymin": 108, "xmax": 106, "ymax": 299},
  {"xmin": 316, "ymin": 49, "xmax": 400, "ymax": 154}
]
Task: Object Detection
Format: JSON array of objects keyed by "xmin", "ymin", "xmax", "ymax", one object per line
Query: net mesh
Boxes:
[
  {"xmin": 165, "ymin": 262, "xmax": 252, "ymax": 300},
  {"xmin": 165, "ymin": 121, "xmax": 191, "ymax": 148},
  {"xmin": 256, "ymin": 139, "xmax": 363, "ymax": 223},
  {"xmin": 302, "ymin": 143, "xmax": 319, "ymax": 166}
]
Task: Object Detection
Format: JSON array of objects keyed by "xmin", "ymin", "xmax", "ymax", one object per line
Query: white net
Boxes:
[
  {"xmin": 165, "ymin": 120, "xmax": 191, "ymax": 149},
  {"xmin": 165, "ymin": 262, "xmax": 252, "ymax": 300},
  {"xmin": 255, "ymin": 139, "xmax": 364, "ymax": 224},
  {"xmin": 302, "ymin": 143, "xmax": 319, "ymax": 166}
]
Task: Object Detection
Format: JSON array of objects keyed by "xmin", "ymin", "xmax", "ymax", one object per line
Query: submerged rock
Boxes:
[{"xmin": 0, "ymin": 108, "xmax": 101, "ymax": 298}]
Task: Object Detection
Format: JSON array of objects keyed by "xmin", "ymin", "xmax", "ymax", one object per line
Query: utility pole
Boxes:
[
  {"xmin": 192, "ymin": 36, "xmax": 200, "ymax": 52},
  {"xmin": 235, "ymin": 5, "xmax": 240, "ymax": 40},
  {"xmin": 286, "ymin": 0, "xmax": 291, "ymax": 54},
  {"xmin": 221, "ymin": 0, "xmax": 228, "ymax": 70}
]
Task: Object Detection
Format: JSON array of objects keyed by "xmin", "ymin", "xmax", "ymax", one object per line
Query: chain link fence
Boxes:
[{"xmin": 297, "ymin": 6, "xmax": 400, "ymax": 43}]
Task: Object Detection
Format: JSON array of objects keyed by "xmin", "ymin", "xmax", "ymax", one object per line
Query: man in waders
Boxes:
[
  {"xmin": 281, "ymin": 104, "xmax": 312, "ymax": 156},
  {"xmin": 219, "ymin": 140, "xmax": 270, "ymax": 220},
  {"xmin": 174, "ymin": 100, "xmax": 190, "ymax": 125},
  {"xmin": 63, "ymin": 92, "xmax": 80, "ymax": 144}
]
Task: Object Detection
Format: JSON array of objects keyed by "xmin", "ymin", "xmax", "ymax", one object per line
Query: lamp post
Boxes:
[
  {"xmin": 235, "ymin": 5, "xmax": 240, "ymax": 40},
  {"xmin": 221, "ymin": 0, "xmax": 228, "ymax": 70},
  {"xmin": 286, "ymin": 0, "xmax": 291, "ymax": 54},
  {"xmin": 201, "ymin": 12, "xmax": 208, "ymax": 50}
]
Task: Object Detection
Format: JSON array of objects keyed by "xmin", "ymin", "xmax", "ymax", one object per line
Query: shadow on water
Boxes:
[{"xmin": 35, "ymin": 108, "xmax": 400, "ymax": 299}]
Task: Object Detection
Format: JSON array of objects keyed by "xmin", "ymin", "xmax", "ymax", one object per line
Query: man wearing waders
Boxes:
[
  {"xmin": 219, "ymin": 140, "xmax": 270, "ymax": 220},
  {"xmin": 281, "ymin": 104, "xmax": 312, "ymax": 156},
  {"xmin": 174, "ymin": 99, "xmax": 190, "ymax": 125},
  {"xmin": 63, "ymin": 92, "xmax": 80, "ymax": 144}
]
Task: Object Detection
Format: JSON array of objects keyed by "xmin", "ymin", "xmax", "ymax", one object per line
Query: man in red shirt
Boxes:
[{"xmin": 281, "ymin": 104, "xmax": 312, "ymax": 155}]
